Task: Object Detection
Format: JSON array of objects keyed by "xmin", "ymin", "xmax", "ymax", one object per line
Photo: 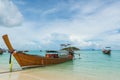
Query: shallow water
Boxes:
[{"xmin": 0, "ymin": 50, "xmax": 120, "ymax": 80}]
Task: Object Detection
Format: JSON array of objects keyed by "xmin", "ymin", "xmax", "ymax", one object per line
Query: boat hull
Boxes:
[
  {"xmin": 13, "ymin": 52, "xmax": 72, "ymax": 68},
  {"xmin": 102, "ymin": 50, "xmax": 111, "ymax": 54}
]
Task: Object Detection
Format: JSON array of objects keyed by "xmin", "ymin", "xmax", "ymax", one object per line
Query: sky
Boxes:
[{"xmin": 0, "ymin": 0, "xmax": 120, "ymax": 50}]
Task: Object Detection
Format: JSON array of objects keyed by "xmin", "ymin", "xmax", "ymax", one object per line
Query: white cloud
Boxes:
[
  {"xmin": 1, "ymin": 0, "xmax": 120, "ymax": 50},
  {"xmin": 41, "ymin": 8, "xmax": 58, "ymax": 17},
  {"xmin": 0, "ymin": 0, "xmax": 23, "ymax": 27},
  {"xmin": 33, "ymin": 0, "xmax": 120, "ymax": 49}
]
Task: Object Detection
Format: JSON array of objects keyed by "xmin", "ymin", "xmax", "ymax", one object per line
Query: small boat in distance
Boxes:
[
  {"xmin": 2, "ymin": 34, "xmax": 74, "ymax": 69},
  {"xmin": 102, "ymin": 47, "xmax": 111, "ymax": 54},
  {"xmin": 15, "ymin": 50, "xmax": 29, "ymax": 53},
  {"xmin": 46, "ymin": 50, "xmax": 58, "ymax": 53},
  {"xmin": 0, "ymin": 48, "xmax": 3, "ymax": 54},
  {"xmin": 0, "ymin": 48, "xmax": 6, "ymax": 54},
  {"xmin": 24, "ymin": 50, "xmax": 29, "ymax": 52}
]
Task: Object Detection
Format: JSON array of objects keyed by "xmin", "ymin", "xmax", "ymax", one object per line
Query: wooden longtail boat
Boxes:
[
  {"xmin": 2, "ymin": 34, "xmax": 73, "ymax": 68},
  {"xmin": 102, "ymin": 49, "xmax": 111, "ymax": 54},
  {"xmin": 102, "ymin": 47, "xmax": 111, "ymax": 54}
]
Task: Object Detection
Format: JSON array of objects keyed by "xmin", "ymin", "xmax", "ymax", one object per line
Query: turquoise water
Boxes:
[{"xmin": 0, "ymin": 50, "xmax": 120, "ymax": 80}]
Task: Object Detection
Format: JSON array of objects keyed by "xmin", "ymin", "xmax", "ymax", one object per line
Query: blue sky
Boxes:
[{"xmin": 0, "ymin": 0, "xmax": 120, "ymax": 50}]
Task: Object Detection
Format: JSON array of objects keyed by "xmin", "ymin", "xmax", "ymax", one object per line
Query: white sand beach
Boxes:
[{"xmin": 0, "ymin": 69, "xmax": 95, "ymax": 80}]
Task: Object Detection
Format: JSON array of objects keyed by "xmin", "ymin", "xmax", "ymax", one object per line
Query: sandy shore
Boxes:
[{"xmin": 0, "ymin": 69, "xmax": 95, "ymax": 80}]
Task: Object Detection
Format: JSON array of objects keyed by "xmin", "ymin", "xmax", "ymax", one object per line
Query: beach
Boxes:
[
  {"xmin": 1, "ymin": 0, "xmax": 120, "ymax": 80},
  {"xmin": 0, "ymin": 68, "xmax": 95, "ymax": 80},
  {"xmin": 0, "ymin": 50, "xmax": 120, "ymax": 80}
]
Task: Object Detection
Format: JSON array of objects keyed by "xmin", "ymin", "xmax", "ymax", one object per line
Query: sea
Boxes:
[{"xmin": 0, "ymin": 50, "xmax": 120, "ymax": 80}]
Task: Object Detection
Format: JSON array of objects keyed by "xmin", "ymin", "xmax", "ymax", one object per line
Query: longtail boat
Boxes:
[
  {"xmin": 102, "ymin": 47, "xmax": 111, "ymax": 54},
  {"xmin": 2, "ymin": 34, "xmax": 73, "ymax": 69},
  {"xmin": 0, "ymin": 49, "xmax": 3, "ymax": 54}
]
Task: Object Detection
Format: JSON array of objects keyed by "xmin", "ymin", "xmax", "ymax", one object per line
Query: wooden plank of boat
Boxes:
[{"xmin": 2, "ymin": 34, "xmax": 73, "ymax": 69}]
